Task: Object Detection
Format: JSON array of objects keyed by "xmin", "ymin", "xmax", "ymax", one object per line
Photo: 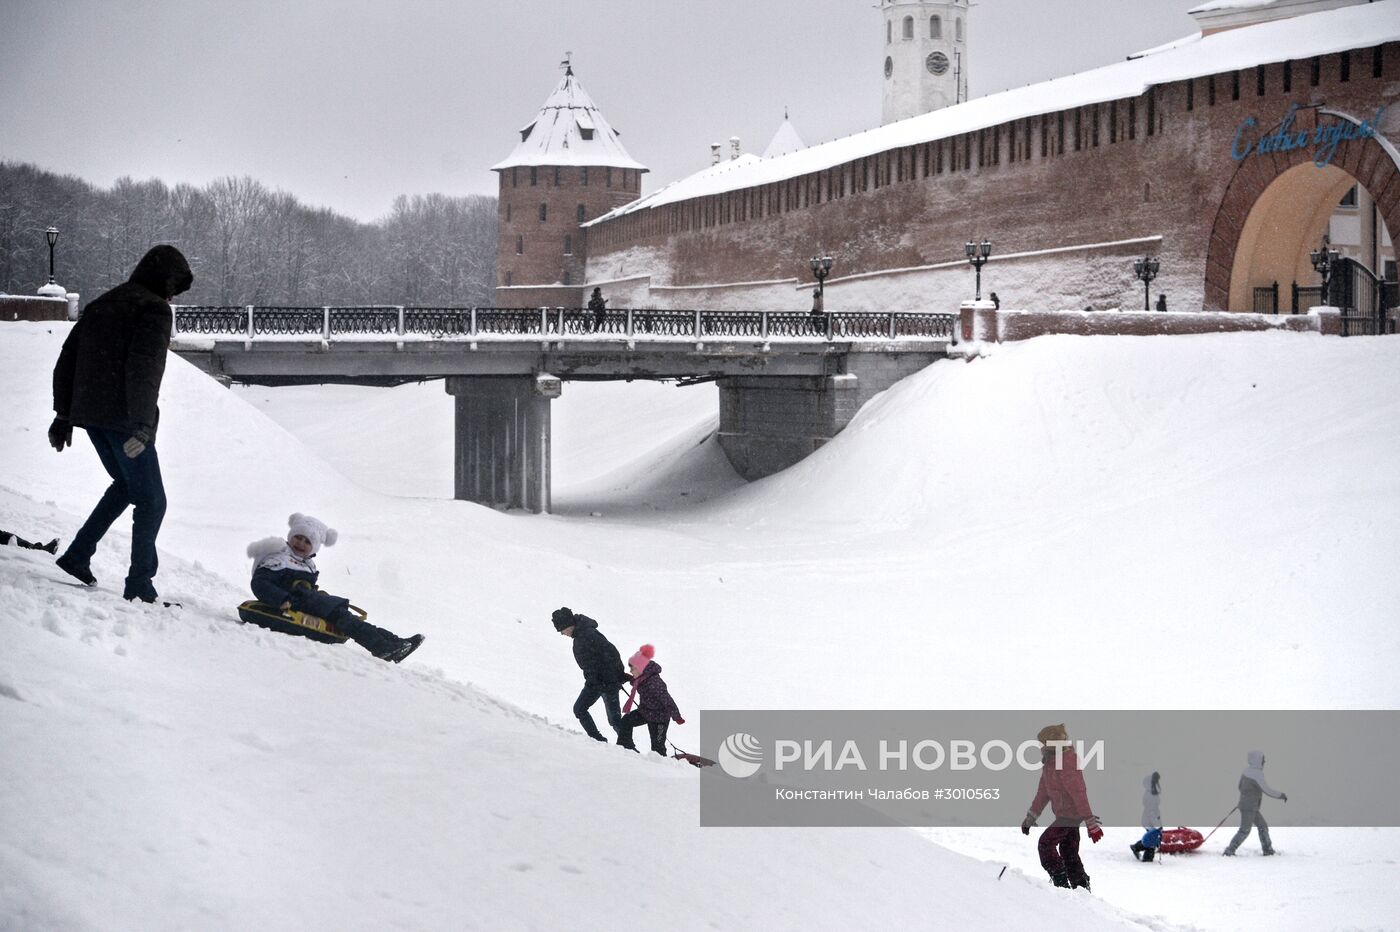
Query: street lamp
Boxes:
[
  {"xmin": 45, "ymin": 227, "xmax": 59, "ymax": 285},
  {"xmin": 965, "ymin": 239, "xmax": 991, "ymax": 301},
  {"xmin": 1309, "ymin": 240, "xmax": 1339, "ymax": 304},
  {"xmin": 1133, "ymin": 255, "xmax": 1160, "ymax": 311},
  {"xmin": 809, "ymin": 254, "xmax": 833, "ymax": 311}
]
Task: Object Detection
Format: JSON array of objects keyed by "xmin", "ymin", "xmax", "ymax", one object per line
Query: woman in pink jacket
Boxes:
[{"xmin": 1020, "ymin": 723, "xmax": 1103, "ymax": 891}]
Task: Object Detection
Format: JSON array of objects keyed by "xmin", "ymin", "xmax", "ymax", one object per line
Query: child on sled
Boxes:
[
  {"xmin": 618, "ymin": 644, "xmax": 684, "ymax": 754},
  {"xmin": 247, "ymin": 513, "xmax": 423, "ymax": 663}
]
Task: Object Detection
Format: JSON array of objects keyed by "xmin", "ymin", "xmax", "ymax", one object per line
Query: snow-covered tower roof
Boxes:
[
  {"xmin": 491, "ymin": 64, "xmax": 648, "ymax": 173},
  {"xmin": 762, "ymin": 113, "xmax": 807, "ymax": 159}
]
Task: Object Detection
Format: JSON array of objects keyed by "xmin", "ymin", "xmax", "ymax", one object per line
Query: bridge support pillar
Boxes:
[
  {"xmin": 716, "ymin": 353, "xmax": 941, "ymax": 480},
  {"xmin": 445, "ymin": 375, "xmax": 561, "ymax": 513}
]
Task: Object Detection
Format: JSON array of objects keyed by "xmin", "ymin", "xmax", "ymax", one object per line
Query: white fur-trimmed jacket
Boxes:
[{"xmin": 247, "ymin": 536, "xmax": 320, "ymax": 607}]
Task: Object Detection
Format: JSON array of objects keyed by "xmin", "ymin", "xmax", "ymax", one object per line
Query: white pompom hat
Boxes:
[{"xmin": 288, "ymin": 513, "xmax": 337, "ymax": 555}]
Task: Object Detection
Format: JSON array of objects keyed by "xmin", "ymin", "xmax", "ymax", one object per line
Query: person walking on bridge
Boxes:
[{"xmin": 48, "ymin": 244, "xmax": 193, "ymax": 603}]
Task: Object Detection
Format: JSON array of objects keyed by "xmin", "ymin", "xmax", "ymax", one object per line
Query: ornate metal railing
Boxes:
[{"xmin": 172, "ymin": 305, "xmax": 957, "ymax": 343}]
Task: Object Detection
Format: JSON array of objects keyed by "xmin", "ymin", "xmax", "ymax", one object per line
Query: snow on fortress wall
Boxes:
[{"xmin": 583, "ymin": 5, "xmax": 1400, "ymax": 315}]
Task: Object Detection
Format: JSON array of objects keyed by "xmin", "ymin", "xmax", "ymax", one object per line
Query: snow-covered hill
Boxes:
[{"xmin": 3, "ymin": 321, "xmax": 1398, "ymax": 930}]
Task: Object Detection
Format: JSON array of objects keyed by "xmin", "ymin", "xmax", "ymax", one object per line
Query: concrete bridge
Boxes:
[{"xmin": 172, "ymin": 305, "xmax": 954, "ymax": 512}]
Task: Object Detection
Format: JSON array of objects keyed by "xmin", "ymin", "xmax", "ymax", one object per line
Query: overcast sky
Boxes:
[{"xmin": 2, "ymin": 1, "xmax": 1206, "ymax": 223}]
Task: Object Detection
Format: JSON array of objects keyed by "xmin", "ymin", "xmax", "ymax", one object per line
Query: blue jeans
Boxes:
[
  {"xmin": 64, "ymin": 427, "xmax": 167, "ymax": 600},
  {"xmin": 573, "ymin": 682, "xmax": 623, "ymax": 739}
]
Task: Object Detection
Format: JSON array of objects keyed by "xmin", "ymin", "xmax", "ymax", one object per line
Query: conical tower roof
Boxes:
[
  {"xmin": 762, "ymin": 112, "xmax": 807, "ymax": 159},
  {"xmin": 492, "ymin": 65, "xmax": 648, "ymax": 172}
]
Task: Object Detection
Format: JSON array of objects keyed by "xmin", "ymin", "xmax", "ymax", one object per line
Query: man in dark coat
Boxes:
[
  {"xmin": 48, "ymin": 244, "xmax": 193, "ymax": 603},
  {"xmin": 552, "ymin": 606, "xmax": 630, "ymax": 743}
]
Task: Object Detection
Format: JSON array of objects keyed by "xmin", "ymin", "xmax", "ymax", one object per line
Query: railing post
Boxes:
[
  {"xmin": 889, "ymin": 312, "xmax": 897, "ymax": 340},
  {"xmin": 761, "ymin": 311, "xmax": 769, "ymax": 340},
  {"xmin": 322, "ymin": 306, "xmax": 331, "ymax": 341},
  {"xmin": 470, "ymin": 306, "xmax": 478, "ymax": 337},
  {"xmin": 540, "ymin": 306, "xmax": 548, "ymax": 335},
  {"xmin": 826, "ymin": 311, "xmax": 833, "ymax": 341},
  {"xmin": 626, "ymin": 308, "xmax": 634, "ymax": 339},
  {"xmin": 397, "ymin": 305, "xmax": 405, "ymax": 336},
  {"xmin": 694, "ymin": 309, "xmax": 702, "ymax": 339},
  {"xmin": 246, "ymin": 304, "xmax": 254, "ymax": 340}
]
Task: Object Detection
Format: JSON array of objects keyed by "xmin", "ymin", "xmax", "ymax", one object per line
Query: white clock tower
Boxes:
[{"xmin": 880, "ymin": 0, "xmax": 968, "ymax": 125}]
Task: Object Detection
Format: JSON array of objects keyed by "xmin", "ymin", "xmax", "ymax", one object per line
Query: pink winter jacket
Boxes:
[{"xmin": 1028, "ymin": 746, "xmax": 1095, "ymax": 823}]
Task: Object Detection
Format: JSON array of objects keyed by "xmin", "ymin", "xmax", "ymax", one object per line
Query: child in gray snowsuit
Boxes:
[
  {"xmin": 1224, "ymin": 751, "xmax": 1287, "ymax": 856},
  {"xmin": 1131, "ymin": 771, "xmax": 1163, "ymax": 862}
]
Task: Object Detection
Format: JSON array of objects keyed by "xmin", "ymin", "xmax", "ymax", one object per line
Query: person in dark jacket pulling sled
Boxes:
[
  {"xmin": 49, "ymin": 245, "xmax": 193, "ymax": 603},
  {"xmin": 552, "ymin": 606, "xmax": 630, "ymax": 743},
  {"xmin": 248, "ymin": 513, "xmax": 423, "ymax": 663},
  {"xmin": 1021, "ymin": 723, "xmax": 1103, "ymax": 892},
  {"xmin": 618, "ymin": 644, "xmax": 685, "ymax": 754}
]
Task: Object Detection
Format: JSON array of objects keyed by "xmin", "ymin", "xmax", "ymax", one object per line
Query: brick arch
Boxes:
[{"xmin": 1204, "ymin": 110, "xmax": 1400, "ymax": 311}]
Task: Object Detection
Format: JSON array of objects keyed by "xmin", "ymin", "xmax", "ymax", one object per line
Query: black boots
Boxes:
[
  {"xmin": 1050, "ymin": 871, "xmax": 1070, "ymax": 888},
  {"xmin": 1142, "ymin": 847, "xmax": 1155, "ymax": 863},
  {"xmin": 1130, "ymin": 842, "xmax": 1144, "ymax": 860},
  {"xmin": 56, "ymin": 552, "xmax": 96, "ymax": 586}
]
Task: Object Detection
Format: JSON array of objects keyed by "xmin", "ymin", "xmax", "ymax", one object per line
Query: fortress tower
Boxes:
[
  {"xmin": 880, "ymin": 0, "xmax": 969, "ymax": 124},
  {"xmin": 492, "ymin": 61, "xmax": 647, "ymax": 308}
]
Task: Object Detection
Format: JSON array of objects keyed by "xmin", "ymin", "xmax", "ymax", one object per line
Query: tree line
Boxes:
[{"xmin": 0, "ymin": 161, "xmax": 497, "ymax": 307}]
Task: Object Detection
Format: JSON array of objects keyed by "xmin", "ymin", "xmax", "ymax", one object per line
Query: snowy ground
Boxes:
[{"xmin": 2, "ymin": 321, "xmax": 1398, "ymax": 930}]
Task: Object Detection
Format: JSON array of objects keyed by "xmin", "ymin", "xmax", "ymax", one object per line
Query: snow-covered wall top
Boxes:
[
  {"xmin": 588, "ymin": 0, "xmax": 1398, "ymax": 224},
  {"xmin": 492, "ymin": 68, "xmax": 648, "ymax": 172}
]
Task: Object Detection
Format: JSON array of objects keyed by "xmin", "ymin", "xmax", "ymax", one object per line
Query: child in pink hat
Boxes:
[{"xmin": 619, "ymin": 644, "xmax": 684, "ymax": 754}]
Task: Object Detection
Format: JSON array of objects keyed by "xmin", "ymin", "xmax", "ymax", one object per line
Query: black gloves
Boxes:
[{"xmin": 48, "ymin": 417, "xmax": 72, "ymax": 452}]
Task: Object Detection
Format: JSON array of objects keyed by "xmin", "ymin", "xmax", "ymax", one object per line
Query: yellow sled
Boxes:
[{"xmin": 236, "ymin": 599, "xmax": 364, "ymax": 645}]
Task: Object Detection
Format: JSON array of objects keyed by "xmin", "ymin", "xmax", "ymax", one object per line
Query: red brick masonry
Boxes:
[{"xmin": 1, "ymin": 296, "xmax": 69, "ymax": 322}]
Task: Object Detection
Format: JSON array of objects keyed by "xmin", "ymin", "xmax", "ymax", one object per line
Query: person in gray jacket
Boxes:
[
  {"xmin": 1224, "ymin": 750, "xmax": 1287, "ymax": 856},
  {"xmin": 1130, "ymin": 771, "xmax": 1163, "ymax": 862}
]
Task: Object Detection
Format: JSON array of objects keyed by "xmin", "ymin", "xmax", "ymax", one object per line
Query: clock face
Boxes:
[
  {"xmin": 884, "ymin": 56, "xmax": 893, "ymax": 78},
  {"xmin": 926, "ymin": 52, "xmax": 949, "ymax": 76}
]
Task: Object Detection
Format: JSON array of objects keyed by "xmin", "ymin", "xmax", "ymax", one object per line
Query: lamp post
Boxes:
[
  {"xmin": 45, "ymin": 227, "xmax": 59, "ymax": 285},
  {"xmin": 1133, "ymin": 255, "xmax": 1160, "ymax": 311},
  {"xmin": 1310, "ymin": 240, "xmax": 1339, "ymax": 304},
  {"xmin": 809, "ymin": 254, "xmax": 833, "ymax": 311},
  {"xmin": 965, "ymin": 239, "xmax": 991, "ymax": 301}
]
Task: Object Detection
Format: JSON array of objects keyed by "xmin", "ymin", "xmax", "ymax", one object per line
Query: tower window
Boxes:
[
  {"xmin": 1231, "ymin": 71, "xmax": 1240, "ymax": 100},
  {"xmin": 886, "ymin": 21, "xmax": 891, "ymax": 44},
  {"xmin": 505, "ymin": 271, "xmax": 512, "ymax": 287},
  {"xmin": 1283, "ymin": 61, "xmax": 1292, "ymax": 92},
  {"xmin": 506, "ymin": 203, "xmax": 512, "ymax": 221},
  {"xmin": 553, "ymin": 166, "xmax": 561, "ymax": 185},
  {"xmin": 581, "ymin": 166, "xmax": 589, "ymax": 185},
  {"xmin": 563, "ymin": 270, "xmax": 571, "ymax": 285},
  {"xmin": 530, "ymin": 167, "xmax": 538, "ymax": 186},
  {"xmin": 903, "ymin": 16, "xmax": 913, "ymax": 39},
  {"xmin": 930, "ymin": 15, "xmax": 941, "ymax": 39},
  {"xmin": 1340, "ymin": 51, "xmax": 1351, "ymax": 82},
  {"xmin": 516, "ymin": 235, "xmax": 523, "ymax": 255},
  {"xmin": 1340, "ymin": 185, "xmax": 1358, "ymax": 207},
  {"xmin": 511, "ymin": 167, "xmax": 518, "ymax": 187},
  {"xmin": 577, "ymin": 203, "xmax": 586, "ymax": 222},
  {"xmin": 564, "ymin": 234, "xmax": 573, "ymax": 255},
  {"xmin": 606, "ymin": 167, "xmax": 613, "ymax": 188},
  {"xmin": 1310, "ymin": 56, "xmax": 1320, "ymax": 86},
  {"xmin": 956, "ymin": 18, "xmax": 963, "ymax": 41},
  {"xmin": 1257, "ymin": 65, "xmax": 1266, "ymax": 96},
  {"xmin": 539, "ymin": 203, "xmax": 547, "ymax": 222}
]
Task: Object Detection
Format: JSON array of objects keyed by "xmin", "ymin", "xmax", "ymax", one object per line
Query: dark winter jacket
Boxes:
[
  {"xmin": 623, "ymin": 660, "xmax": 683, "ymax": 724},
  {"xmin": 1028, "ymin": 746, "xmax": 1096, "ymax": 824},
  {"xmin": 250, "ymin": 544, "xmax": 349, "ymax": 620},
  {"xmin": 569, "ymin": 614, "xmax": 628, "ymax": 689},
  {"xmin": 52, "ymin": 245, "xmax": 193, "ymax": 442}
]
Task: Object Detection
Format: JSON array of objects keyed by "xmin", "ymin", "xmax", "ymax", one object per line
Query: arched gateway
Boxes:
[{"xmin": 1209, "ymin": 105, "xmax": 1399, "ymax": 316}]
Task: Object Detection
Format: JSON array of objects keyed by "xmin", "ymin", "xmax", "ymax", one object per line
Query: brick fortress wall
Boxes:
[
  {"xmin": 582, "ymin": 44, "xmax": 1399, "ymax": 314},
  {"xmin": 496, "ymin": 164, "xmax": 642, "ymax": 308}
]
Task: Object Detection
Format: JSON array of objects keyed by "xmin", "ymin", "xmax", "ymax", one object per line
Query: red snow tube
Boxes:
[{"xmin": 1159, "ymin": 827, "xmax": 1205, "ymax": 853}]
